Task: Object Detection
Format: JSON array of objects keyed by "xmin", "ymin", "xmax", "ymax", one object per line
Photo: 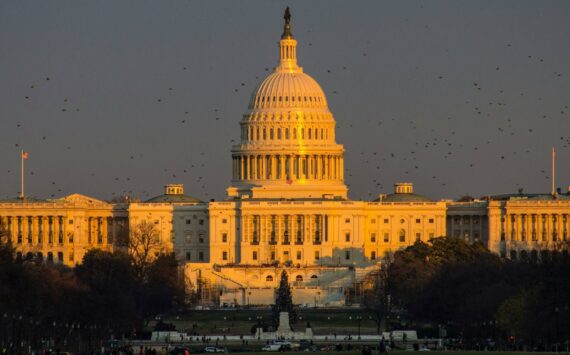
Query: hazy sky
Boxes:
[{"xmin": 1, "ymin": 0, "xmax": 569, "ymax": 202}]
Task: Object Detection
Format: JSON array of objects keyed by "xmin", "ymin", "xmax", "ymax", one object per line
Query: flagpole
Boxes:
[{"xmin": 21, "ymin": 150, "xmax": 25, "ymax": 200}]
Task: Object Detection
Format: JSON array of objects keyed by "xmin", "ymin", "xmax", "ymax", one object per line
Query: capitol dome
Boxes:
[{"xmin": 227, "ymin": 8, "xmax": 348, "ymax": 200}]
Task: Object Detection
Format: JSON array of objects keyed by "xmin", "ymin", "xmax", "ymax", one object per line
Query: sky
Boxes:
[{"xmin": 1, "ymin": 0, "xmax": 570, "ymax": 202}]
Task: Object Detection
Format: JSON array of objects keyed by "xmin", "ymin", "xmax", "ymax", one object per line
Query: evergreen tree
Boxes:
[{"xmin": 272, "ymin": 270, "xmax": 296, "ymax": 328}]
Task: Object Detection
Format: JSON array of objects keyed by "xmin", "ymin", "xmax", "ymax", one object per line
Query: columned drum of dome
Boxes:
[{"xmin": 227, "ymin": 11, "xmax": 348, "ymax": 200}]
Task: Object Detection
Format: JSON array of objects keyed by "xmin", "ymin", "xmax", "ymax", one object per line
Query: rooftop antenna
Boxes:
[{"xmin": 551, "ymin": 146, "xmax": 556, "ymax": 196}]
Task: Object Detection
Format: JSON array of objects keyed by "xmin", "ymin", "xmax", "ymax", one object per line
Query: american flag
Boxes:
[
  {"xmin": 286, "ymin": 179, "xmax": 293, "ymax": 185},
  {"xmin": 22, "ymin": 151, "xmax": 29, "ymax": 160}
]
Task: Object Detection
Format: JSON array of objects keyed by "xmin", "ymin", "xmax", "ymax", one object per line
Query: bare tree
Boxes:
[
  {"xmin": 128, "ymin": 220, "xmax": 164, "ymax": 281},
  {"xmin": 362, "ymin": 254, "xmax": 393, "ymax": 333}
]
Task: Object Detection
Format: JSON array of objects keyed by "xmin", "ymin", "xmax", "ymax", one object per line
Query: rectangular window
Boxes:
[
  {"xmin": 345, "ymin": 218, "xmax": 350, "ymax": 223},
  {"xmin": 371, "ymin": 233, "xmax": 376, "ymax": 242},
  {"xmin": 199, "ymin": 219, "xmax": 204, "ymax": 225},
  {"xmin": 199, "ymin": 251, "xmax": 204, "ymax": 261},
  {"xmin": 383, "ymin": 233, "xmax": 389, "ymax": 242},
  {"xmin": 415, "ymin": 219, "xmax": 421, "ymax": 224},
  {"xmin": 296, "ymin": 251, "xmax": 302, "ymax": 260},
  {"xmin": 154, "ymin": 220, "xmax": 159, "ymax": 225},
  {"xmin": 222, "ymin": 251, "xmax": 228, "ymax": 261},
  {"xmin": 68, "ymin": 219, "xmax": 74, "ymax": 225},
  {"xmin": 271, "ymin": 251, "xmax": 276, "ymax": 261},
  {"xmin": 185, "ymin": 233, "xmax": 192, "ymax": 243},
  {"xmin": 186, "ymin": 252, "xmax": 191, "ymax": 261},
  {"xmin": 57, "ymin": 252, "xmax": 64, "ymax": 263},
  {"xmin": 315, "ymin": 251, "xmax": 320, "ymax": 260},
  {"xmin": 69, "ymin": 233, "xmax": 74, "ymax": 243},
  {"xmin": 222, "ymin": 219, "xmax": 228, "ymax": 224},
  {"xmin": 283, "ymin": 251, "xmax": 290, "ymax": 260},
  {"xmin": 345, "ymin": 250, "xmax": 350, "ymax": 260},
  {"xmin": 186, "ymin": 219, "xmax": 191, "ymax": 225},
  {"xmin": 222, "ymin": 233, "xmax": 227, "ymax": 242},
  {"xmin": 429, "ymin": 233, "xmax": 434, "ymax": 239},
  {"xmin": 429, "ymin": 218, "xmax": 434, "ymax": 224},
  {"xmin": 416, "ymin": 233, "xmax": 421, "ymax": 241},
  {"xmin": 383, "ymin": 218, "xmax": 389, "ymax": 224},
  {"xmin": 345, "ymin": 233, "xmax": 350, "ymax": 242},
  {"xmin": 371, "ymin": 251, "xmax": 376, "ymax": 260},
  {"xmin": 199, "ymin": 234, "xmax": 204, "ymax": 243},
  {"xmin": 253, "ymin": 251, "xmax": 258, "ymax": 260},
  {"xmin": 371, "ymin": 218, "xmax": 376, "ymax": 224}
]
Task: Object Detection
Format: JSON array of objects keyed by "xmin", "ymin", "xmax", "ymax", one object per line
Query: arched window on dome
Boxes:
[
  {"xmin": 263, "ymin": 128, "xmax": 267, "ymax": 140},
  {"xmin": 295, "ymin": 275, "xmax": 303, "ymax": 283},
  {"xmin": 304, "ymin": 96, "xmax": 307, "ymax": 102},
  {"xmin": 291, "ymin": 96, "xmax": 295, "ymax": 102},
  {"xmin": 256, "ymin": 127, "xmax": 260, "ymax": 141},
  {"xmin": 301, "ymin": 128, "xmax": 305, "ymax": 139},
  {"xmin": 293, "ymin": 128, "xmax": 297, "ymax": 140},
  {"xmin": 277, "ymin": 128, "xmax": 282, "ymax": 139},
  {"xmin": 266, "ymin": 275, "xmax": 273, "ymax": 282},
  {"xmin": 270, "ymin": 128, "xmax": 274, "ymax": 140},
  {"xmin": 308, "ymin": 128, "xmax": 312, "ymax": 140},
  {"xmin": 321, "ymin": 128, "xmax": 324, "ymax": 140},
  {"xmin": 285, "ymin": 128, "xmax": 289, "ymax": 139}
]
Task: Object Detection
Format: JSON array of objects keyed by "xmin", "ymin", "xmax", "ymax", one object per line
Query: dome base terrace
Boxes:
[{"xmin": 227, "ymin": 180, "xmax": 348, "ymax": 200}]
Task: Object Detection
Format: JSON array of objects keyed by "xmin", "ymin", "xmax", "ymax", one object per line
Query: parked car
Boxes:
[
  {"xmin": 262, "ymin": 344, "xmax": 282, "ymax": 352},
  {"xmin": 204, "ymin": 346, "xmax": 225, "ymax": 353}
]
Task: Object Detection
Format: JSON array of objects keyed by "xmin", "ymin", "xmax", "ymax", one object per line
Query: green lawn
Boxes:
[{"xmin": 152, "ymin": 309, "xmax": 381, "ymax": 335}]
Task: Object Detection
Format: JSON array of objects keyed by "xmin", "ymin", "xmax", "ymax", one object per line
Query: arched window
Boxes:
[
  {"xmin": 285, "ymin": 128, "xmax": 289, "ymax": 139},
  {"xmin": 263, "ymin": 128, "xmax": 267, "ymax": 140},
  {"xmin": 399, "ymin": 229, "xmax": 406, "ymax": 242},
  {"xmin": 277, "ymin": 128, "xmax": 282, "ymax": 139},
  {"xmin": 266, "ymin": 275, "xmax": 273, "ymax": 282},
  {"xmin": 301, "ymin": 128, "xmax": 305, "ymax": 139},
  {"xmin": 310, "ymin": 275, "xmax": 318, "ymax": 279},
  {"xmin": 293, "ymin": 128, "xmax": 297, "ymax": 139},
  {"xmin": 270, "ymin": 128, "xmax": 274, "ymax": 140},
  {"xmin": 256, "ymin": 127, "xmax": 260, "ymax": 140},
  {"xmin": 308, "ymin": 128, "xmax": 312, "ymax": 139},
  {"xmin": 315, "ymin": 129, "xmax": 319, "ymax": 140},
  {"xmin": 295, "ymin": 275, "xmax": 303, "ymax": 282}
]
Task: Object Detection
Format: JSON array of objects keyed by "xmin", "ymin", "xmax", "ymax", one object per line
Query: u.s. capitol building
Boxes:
[{"xmin": 1, "ymin": 11, "xmax": 569, "ymax": 307}]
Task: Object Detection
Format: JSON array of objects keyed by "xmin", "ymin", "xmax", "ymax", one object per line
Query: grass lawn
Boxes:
[{"xmin": 152, "ymin": 309, "xmax": 382, "ymax": 336}]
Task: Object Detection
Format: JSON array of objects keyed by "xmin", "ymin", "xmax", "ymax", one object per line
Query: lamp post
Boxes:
[
  {"xmin": 356, "ymin": 316, "xmax": 362, "ymax": 340},
  {"xmin": 256, "ymin": 316, "xmax": 263, "ymax": 340}
]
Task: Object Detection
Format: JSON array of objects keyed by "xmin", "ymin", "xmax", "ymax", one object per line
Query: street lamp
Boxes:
[
  {"xmin": 356, "ymin": 316, "xmax": 362, "ymax": 340},
  {"xmin": 256, "ymin": 316, "xmax": 263, "ymax": 340}
]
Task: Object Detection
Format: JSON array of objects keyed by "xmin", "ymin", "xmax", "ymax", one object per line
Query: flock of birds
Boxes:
[{"xmin": 3, "ymin": 27, "xmax": 570, "ymax": 202}]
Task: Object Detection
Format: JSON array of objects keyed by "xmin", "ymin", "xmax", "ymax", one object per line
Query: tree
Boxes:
[
  {"xmin": 128, "ymin": 220, "xmax": 164, "ymax": 281},
  {"xmin": 272, "ymin": 270, "xmax": 296, "ymax": 329},
  {"xmin": 363, "ymin": 256, "xmax": 392, "ymax": 333}
]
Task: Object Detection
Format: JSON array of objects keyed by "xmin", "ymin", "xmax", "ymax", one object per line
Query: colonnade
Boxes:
[
  {"xmin": 502, "ymin": 213, "xmax": 569, "ymax": 242},
  {"xmin": 447, "ymin": 215, "xmax": 487, "ymax": 241},
  {"xmin": 242, "ymin": 214, "xmax": 328, "ymax": 245},
  {"xmin": 232, "ymin": 154, "xmax": 343, "ymax": 181},
  {"xmin": 0, "ymin": 215, "xmax": 119, "ymax": 262}
]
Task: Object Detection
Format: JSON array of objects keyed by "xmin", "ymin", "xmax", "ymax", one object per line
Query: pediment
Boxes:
[{"xmin": 59, "ymin": 193, "xmax": 110, "ymax": 206}]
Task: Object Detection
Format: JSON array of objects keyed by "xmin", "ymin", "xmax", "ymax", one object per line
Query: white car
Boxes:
[
  {"xmin": 204, "ymin": 347, "xmax": 225, "ymax": 353},
  {"xmin": 262, "ymin": 344, "xmax": 282, "ymax": 352}
]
